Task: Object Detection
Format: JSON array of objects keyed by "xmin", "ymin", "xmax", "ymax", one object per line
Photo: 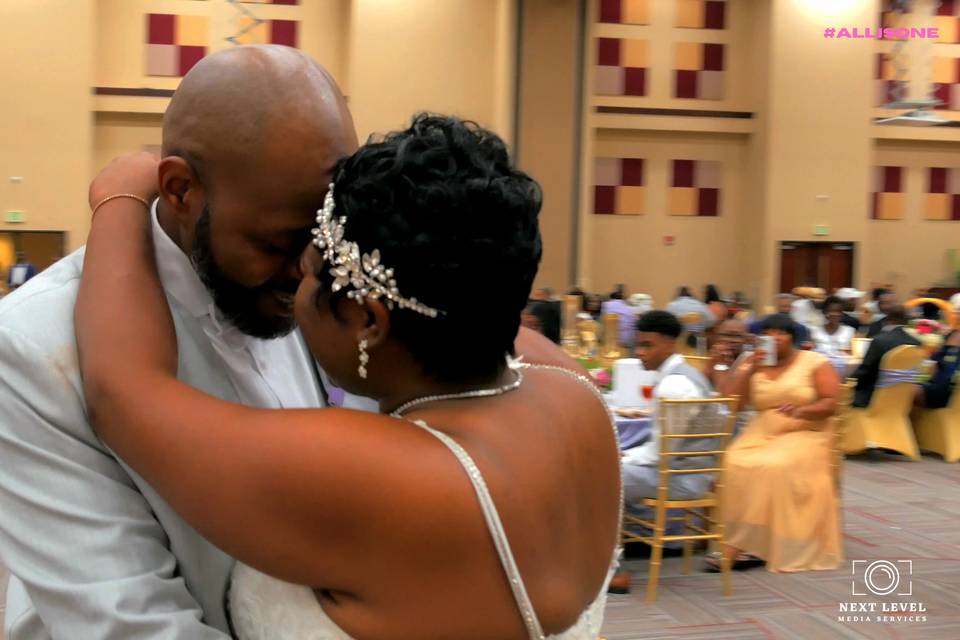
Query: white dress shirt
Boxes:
[
  {"xmin": 621, "ymin": 353, "xmax": 706, "ymax": 466},
  {"xmin": 811, "ymin": 324, "xmax": 855, "ymax": 357}
]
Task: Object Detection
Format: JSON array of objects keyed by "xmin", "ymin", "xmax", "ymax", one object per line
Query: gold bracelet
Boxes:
[{"xmin": 92, "ymin": 194, "xmax": 152, "ymax": 217}]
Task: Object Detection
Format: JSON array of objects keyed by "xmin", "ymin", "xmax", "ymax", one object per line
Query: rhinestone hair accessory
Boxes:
[{"xmin": 311, "ymin": 183, "xmax": 442, "ymax": 318}]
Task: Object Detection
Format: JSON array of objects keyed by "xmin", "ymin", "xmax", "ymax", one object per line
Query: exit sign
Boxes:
[
  {"xmin": 814, "ymin": 224, "xmax": 829, "ymax": 236},
  {"xmin": 5, "ymin": 211, "xmax": 25, "ymax": 223}
]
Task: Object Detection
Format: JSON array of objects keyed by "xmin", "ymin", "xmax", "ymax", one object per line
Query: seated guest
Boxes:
[
  {"xmin": 863, "ymin": 287, "xmax": 887, "ymax": 317},
  {"xmin": 6, "ymin": 251, "xmax": 38, "ymax": 292},
  {"xmin": 748, "ymin": 294, "xmax": 811, "ymax": 347},
  {"xmin": 610, "ymin": 311, "xmax": 714, "ymax": 594},
  {"xmin": 706, "ymin": 318, "xmax": 750, "ymax": 395},
  {"xmin": 583, "ymin": 293, "xmax": 603, "ymax": 321},
  {"xmin": 790, "ymin": 286, "xmax": 824, "ymax": 329},
  {"xmin": 704, "ymin": 284, "xmax": 728, "ymax": 324},
  {"xmin": 811, "ymin": 296, "xmax": 855, "ymax": 356},
  {"xmin": 835, "ymin": 287, "xmax": 863, "ymax": 331},
  {"xmin": 602, "ymin": 289, "xmax": 640, "ymax": 349},
  {"xmin": 666, "ymin": 286, "xmax": 715, "ymax": 332},
  {"xmin": 707, "ymin": 318, "xmax": 754, "ymax": 437},
  {"xmin": 774, "ymin": 292, "xmax": 795, "ymax": 315},
  {"xmin": 917, "ymin": 330, "xmax": 960, "ymax": 409},
  {"xmin": 852, "ymin": 305, "xmax": 921, "ymax": 408},
  {"xmin": 521, "ymin": 299, "xmax": 561, "ymax": 344},
  {"xmin": 705, "ymin": 313, "xmax": 841, "ymax": 573},
  {"xmin": 727, "ymin": 291, "xmax": 749, "ymax": 318},
  {"xmin": 622, "ymin": 311, "xmax": 714, "ymax": 501},
  {"xmin": 865, "ymin": 289, "xmax": 897, "ymax": 337},
  {"xmin": 629, "ymin": 292, "xmax": 653, "ymax": 314}
]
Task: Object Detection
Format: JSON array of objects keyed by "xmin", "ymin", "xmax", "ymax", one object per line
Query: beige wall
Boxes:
[
  {"xmin": 0, "ymin": 0, "xmax": 94, "ymax": 252},
  {"xmin": 758, "ymin": 0, "xmax": 874, "ymax": 301},
  {"xmin": 869, "ymin": 140, "xmax": 960, "ymax": 294},
  {"xmin": 94, "ymin": 113, "xmax": 164, "ymax": 180},
  {"xmin": 577, "ymin": 0, "xmax": 766, "ymax": 303},
  {"xmin": 347, "ymin": 0, "xmax": 515, "ymax": 142},
  {"xmin": 590, "ymin": 0, "xmax": 759, "ymax": 112},
  {"xmin": 96, "ymin": 0, "xmax": 348, "ymax": 92},
  {"xmin": 588, "ymin": 129, "xmax": 749, "ymax": 306},
  {"xmin": 517, "ymin": 0, "xmax": 581, "ymax": 293},
  {"xmin": 91, "ymin": 0, "xmax": 515, "ymax": 234},
  {"xmin": 573, "ymin": 0, "xmax": 960, "ymax": 308}
]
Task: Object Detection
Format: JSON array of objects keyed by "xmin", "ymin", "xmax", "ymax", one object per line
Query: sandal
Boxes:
[{"xmin": 703, "ymin": 550, "xmax": 765, "ymax": 572}]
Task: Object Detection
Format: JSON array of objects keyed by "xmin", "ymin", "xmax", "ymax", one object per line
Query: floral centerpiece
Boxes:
[{"xmin": 576, "ymin": 356, "xmax": 613, "ymax": 391}]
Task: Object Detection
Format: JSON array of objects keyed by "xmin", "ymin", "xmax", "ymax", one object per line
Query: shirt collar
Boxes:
[
  {"xmin": 659, "ymin": 353, "xmax": 686, "ymax": 374},
  {"xmin": 151, "ymin": 199, "xmax": 217, "ymax": 320}
]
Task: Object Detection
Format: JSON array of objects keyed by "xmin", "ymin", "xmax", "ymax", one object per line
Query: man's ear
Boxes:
[{"xmin": 158, "ymin": 156, "xmax": 205, "ymax": 226}]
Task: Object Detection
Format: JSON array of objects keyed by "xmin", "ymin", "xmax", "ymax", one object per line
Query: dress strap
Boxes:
[{"xmin": 408, "ymin": 419, "xmax": 546, "ymax": 640}]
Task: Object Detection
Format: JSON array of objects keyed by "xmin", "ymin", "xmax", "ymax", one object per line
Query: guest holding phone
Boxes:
[{"xmin": 704, "ymin": 313, "xmax": 842, "ymax": 573}]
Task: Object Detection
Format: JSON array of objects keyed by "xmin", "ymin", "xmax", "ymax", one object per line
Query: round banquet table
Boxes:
[{"xmin": 615, "ymin": 416, "xmax": 652, "ymax": 450}]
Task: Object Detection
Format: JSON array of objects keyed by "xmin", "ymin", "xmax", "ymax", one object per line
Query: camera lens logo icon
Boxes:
[
  {"xmin": 852, "ymin": 560, "xmax": 912, "ymax": 597},
  {"xmin": 863, "ymin": 561, "xmax": 899, "ymax": 596}
]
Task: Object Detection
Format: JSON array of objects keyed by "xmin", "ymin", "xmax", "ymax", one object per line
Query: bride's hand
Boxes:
[{"xmin": 89, "ymin": 152, "xmax": 160, "ymax": 211}]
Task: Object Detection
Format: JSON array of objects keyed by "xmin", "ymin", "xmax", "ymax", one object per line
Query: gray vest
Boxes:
[{"xmin": 661, "ymin": 360, "xmax": 720, "ymax": 471}]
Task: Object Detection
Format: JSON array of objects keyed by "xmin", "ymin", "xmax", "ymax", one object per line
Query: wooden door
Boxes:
[{"xmin": 779, "ymin": 242, "xmax": 854, "ymax": 293}]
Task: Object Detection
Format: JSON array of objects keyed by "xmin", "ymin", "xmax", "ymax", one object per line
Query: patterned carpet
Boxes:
[
  {"xmin": 601, "ymin": 452, "xmax": 960, "ymax": 639},
  {"xmin": 1, "ymin": 453, "xmax": 957, "ymax": 639}
]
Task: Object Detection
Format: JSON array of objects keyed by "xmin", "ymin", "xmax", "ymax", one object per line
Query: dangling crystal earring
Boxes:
[{"xmin": 358, "ymin": 338, "xmax": 369, "ymax": 379}]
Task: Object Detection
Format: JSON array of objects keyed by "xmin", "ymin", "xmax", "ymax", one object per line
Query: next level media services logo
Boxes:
[{"xmin": 838, "ymin": 560, "xmax": 928, "ymax": 625}]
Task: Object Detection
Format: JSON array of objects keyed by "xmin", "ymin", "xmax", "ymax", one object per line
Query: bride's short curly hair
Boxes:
[{"xmin": 319, "ymin": 114, "xmax": 543, "ymax": 382}]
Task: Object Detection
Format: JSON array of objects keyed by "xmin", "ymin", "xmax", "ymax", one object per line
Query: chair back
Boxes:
[
  {"xmin": 677, "ymin": 312, "xmax": 707, "ymax": 355},
  {"xmin": 682, "ymin": 355, "xmax": 711, "ymax": 374},
  {"xmin": 950, "ymin": 373, "xmax": 960, "ymax": 411},
  {"xmin": 679, "ymin": 312, "xmax": 706, "ymax": 331},
  {"xmin": 655, "ymin": 397, "xmax": 738, "ymax": 500},
  {"xmin": 868, "ymin": 345, "xmax": 925, "ymax": 416},
  {"xmin": 832, "ymin": 380, "xmax": 855, "ymax": 490}
]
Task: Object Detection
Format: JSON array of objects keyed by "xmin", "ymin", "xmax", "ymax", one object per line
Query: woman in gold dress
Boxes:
[{"xmin": 706, "ymin": 313, "xmax": 842, "ymax": 572}]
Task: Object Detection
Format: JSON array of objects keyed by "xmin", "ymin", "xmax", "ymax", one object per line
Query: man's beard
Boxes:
[{"xmin": 191, "ymin": 206, "xmax": 297, "ymax": 340}]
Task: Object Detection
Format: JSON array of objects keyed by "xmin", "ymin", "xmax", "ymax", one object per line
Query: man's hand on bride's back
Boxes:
[{"xmin": 89, "ymin": 152, "xmax": 160, "ymax": 211}]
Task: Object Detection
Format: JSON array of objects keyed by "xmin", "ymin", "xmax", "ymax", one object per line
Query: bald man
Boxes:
[{"xmin": 0, "ymin": 46, "xmax": 368, "ymax": 639}]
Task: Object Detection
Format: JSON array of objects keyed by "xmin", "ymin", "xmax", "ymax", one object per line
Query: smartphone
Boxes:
[{"xmin": 758, "ymin": 335, "xmax": 777, "ymax": 366}]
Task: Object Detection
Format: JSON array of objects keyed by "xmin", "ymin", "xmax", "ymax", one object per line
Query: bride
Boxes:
[{"xmin": 75, "ymin": 114, "xmax": 622, "ymax": 639}]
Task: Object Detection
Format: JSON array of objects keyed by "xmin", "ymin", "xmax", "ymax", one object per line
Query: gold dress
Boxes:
[{"xmin": 722, "ymin": 350, "xmax": 842, "ymax": 572}]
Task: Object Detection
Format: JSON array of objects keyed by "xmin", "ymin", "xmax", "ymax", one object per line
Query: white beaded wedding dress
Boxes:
[{"xmin": 229, "ymin": 364, "xmax": 621, "ymax": 640}]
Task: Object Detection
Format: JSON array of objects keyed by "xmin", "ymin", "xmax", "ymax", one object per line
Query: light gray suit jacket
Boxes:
[{"xmin": 0, "ymin": 249, "xmax": 327, "ymax": 638}]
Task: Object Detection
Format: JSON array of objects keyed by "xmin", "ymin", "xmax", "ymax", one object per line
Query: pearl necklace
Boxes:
[{"xmin": 389, "ymin": 369, "xmax": 524, "ymax": 417}]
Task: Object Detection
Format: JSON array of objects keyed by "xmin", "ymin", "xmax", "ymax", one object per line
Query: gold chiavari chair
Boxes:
[
  {"xmin": 682, "ymin": 355, "xmax": 711, "ymax": 375},
  {"xmin": 914, "ymin": 381, "xmax": 960, "ymax": 463},
  {"xmin": 830, "ymin": 380, "xmax": 855, "ymax": 543},
  {"xmin": 622, "ymin": 396, "xmax": 738, "ymax": 602},
  {"xmin": 677, "ymin": 312, "xmax": 705, "ymax": 356},
  {"xmin": 833, "ymin": 380, "xmax": 855, "ymax": 491},
  {"xmin": 843, "ymin": 345, "xmax": 926, "ymax": 460}
]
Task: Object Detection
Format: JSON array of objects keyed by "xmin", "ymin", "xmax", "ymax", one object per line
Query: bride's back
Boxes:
[{"xmin": 309, "ymin": 365, "xmax": 620, "ymax": 639}]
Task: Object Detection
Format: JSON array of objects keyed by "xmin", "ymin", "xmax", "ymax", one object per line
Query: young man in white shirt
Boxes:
[
  {"xmin": 610, "ymin": 310, "xmax": 715, "ymax": 594},
  {"xmin": 621, "ymin": 310, "xmax": 715, "ymax": 502}
]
